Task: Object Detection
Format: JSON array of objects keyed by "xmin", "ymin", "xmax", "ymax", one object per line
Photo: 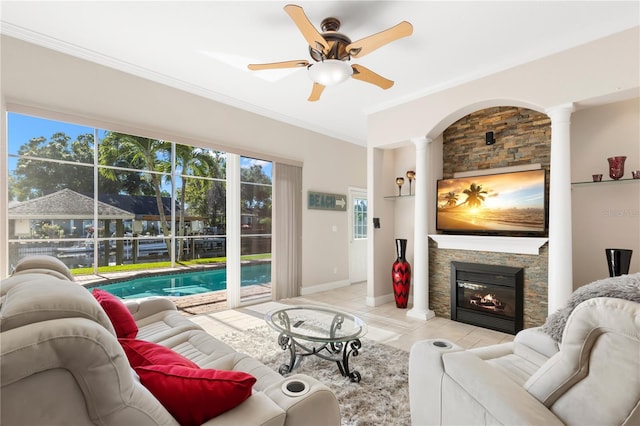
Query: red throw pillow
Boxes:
[
  {"xmin": 118, "ymin": 338, "xmax": 198, "ymax": 369},
  {"xmin": 135, "ymin": 365, "xmax": 256, "ymax": 426},
  {"xmin": 92, "ymin": 288, "xmax": 138, "ymax": 338}
]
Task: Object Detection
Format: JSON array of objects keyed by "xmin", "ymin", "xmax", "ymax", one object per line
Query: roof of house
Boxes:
[
  {"xmin": 8, "ymin": 189, "xmax": 205, "ymax": 222},
  {"xmin": 97, "ymin": 193, "xmax": 175, "ymax": 220},
  {"xmin": 8, "ymin": 189, "xmax": 135, "ymax": 220}
]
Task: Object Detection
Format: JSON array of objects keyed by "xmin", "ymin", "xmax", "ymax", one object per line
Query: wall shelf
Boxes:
[
  {"xmin": 572, "ymin": 178, "xmax": 639, "ymax": 187},
  {"xmin": 429, "ymin": 234, "xmax": 548, "ymax": 255}
]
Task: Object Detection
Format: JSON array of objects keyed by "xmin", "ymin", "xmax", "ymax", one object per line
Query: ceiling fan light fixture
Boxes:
[{"xmin": 308, "ymin": 60, "xmax": 353, "ymax": 86}]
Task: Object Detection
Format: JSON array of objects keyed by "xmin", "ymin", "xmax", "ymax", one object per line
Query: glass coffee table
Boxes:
[{"xmin": 265, "ymin": 305, "xmax": 367, "ymax": 382}]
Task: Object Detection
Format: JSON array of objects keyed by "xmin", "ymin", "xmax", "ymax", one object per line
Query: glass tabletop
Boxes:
[{"xmin": 265, "ymin": 305, "xmax": 367, "ymax": 343}]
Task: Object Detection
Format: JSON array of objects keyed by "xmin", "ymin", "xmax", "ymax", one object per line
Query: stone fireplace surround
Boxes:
[{"xmin": 428, "ymin": 239, "xmax": 549, "ymax": 329}]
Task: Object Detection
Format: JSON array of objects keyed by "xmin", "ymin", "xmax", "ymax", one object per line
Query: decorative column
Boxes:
[
  {"xmin": 226, "ymin": 153, "xmax": 241, "ymax": 309},
  {"xmin": 407, "ymin": 137, "xmax": 436, "ymax": 321},
  {"xmin": 546, "ymin": 104, "xmax": 574, "ymax": 315}
]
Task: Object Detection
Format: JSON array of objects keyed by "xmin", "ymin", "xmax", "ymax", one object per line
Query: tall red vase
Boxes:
[{"xmin": 392, "ymin": 238, "xmax": 411, "ymax": 308}]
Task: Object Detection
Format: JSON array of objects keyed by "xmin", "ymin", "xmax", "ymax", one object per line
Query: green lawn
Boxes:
[{"xmin": 71, "ymin": 253, "xmax": 271, "ymax": 275}]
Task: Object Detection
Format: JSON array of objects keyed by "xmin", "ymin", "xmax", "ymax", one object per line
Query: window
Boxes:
[
  {"xmin": 239, "ymin": 156, "xmax": 272, "ymax": 302},
  {"xmin": 353, "ymin": 197, "xmax": 367, "ymax": 239},
  {"xmin": 6, "ymin": 112, "xmax": 271, "ymax": 288}
]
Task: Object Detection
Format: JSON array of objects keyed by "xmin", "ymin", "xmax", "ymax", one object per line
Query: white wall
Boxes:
[
  {"xmin": 368, "ymin": 137, "xmax": 444, "ymax": 304},
  {"xmin": 392, "ymin": 145, "xmax": 417, "ymax": 263},
  {"xmin": 571, "ymin": 98, "xmax": 640, "ymax": 286},
  {"xmin": 0, "ymin": 36, "xmax": 367, "ymax": 291},
  {"xmin": 367, "ymin": 27, "xmax": 639, "ymax": 148},
  {"xmin": 367, "ymin": 146, "xmax": 397, "ymax": 304}
]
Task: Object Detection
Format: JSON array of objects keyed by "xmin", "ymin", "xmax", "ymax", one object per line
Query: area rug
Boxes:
[{"xmin": 220, "ymin": 325, "xmax": 411, "ymax": 426}]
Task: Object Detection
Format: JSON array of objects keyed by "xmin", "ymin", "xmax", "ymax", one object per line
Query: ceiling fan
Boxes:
[{"xmin": 248, "ymin": 4, "xmax": 413, "ymax": 101}]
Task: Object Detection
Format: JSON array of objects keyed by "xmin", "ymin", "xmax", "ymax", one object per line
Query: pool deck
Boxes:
[{"xmin": 74, "ymin": 266, "xmax": 271, "ymax": 315}]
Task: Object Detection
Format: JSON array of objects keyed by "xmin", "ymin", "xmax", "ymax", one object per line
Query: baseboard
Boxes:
[
  {"xmin": 366, "ymin": 292, "xmax": 395, "ymax": 307},
  {"xmin": 300, "ymin": 279, "xmax": 350, "ymax": 296}
]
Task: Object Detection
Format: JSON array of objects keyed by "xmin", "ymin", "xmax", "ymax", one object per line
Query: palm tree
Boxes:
[
  {"xmin": 462, "ymin": 183, "xmax": 488, "ymax": 208},
  {"xmin": 99, "ymin": 132, "xmax": 172, "ymax": 254},
  {"xmin": 444, "ymin": 191, "xmax": 459, "ymax": 207},
  {"xmin": 172, "ymin": 145, "xmax": 216, "ymax": 260}
]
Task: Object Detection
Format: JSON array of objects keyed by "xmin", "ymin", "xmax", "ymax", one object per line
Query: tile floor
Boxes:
[{"xmin": 191, "ymin": 282, "xmax": 514, "ymax": 352}]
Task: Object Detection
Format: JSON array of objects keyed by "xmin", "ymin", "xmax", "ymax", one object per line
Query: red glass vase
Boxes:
[
  {"xmin": 607, "ymin": 156, "xmax": 626, "ymax": 180},
  {"xmin": 392, "ymin": 239, "xmax": 411, "ymax": 308}
]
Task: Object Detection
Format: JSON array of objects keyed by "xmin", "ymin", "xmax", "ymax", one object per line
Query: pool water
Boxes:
[{"xmin": 92, "ymin": 262, "xmax": 271, "ymax": 299}]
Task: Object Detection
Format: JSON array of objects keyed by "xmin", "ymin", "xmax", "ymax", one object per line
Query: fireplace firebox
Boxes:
[{"xmin": 450, "ymin": 262, "xmax": 523, "ymax": 334}]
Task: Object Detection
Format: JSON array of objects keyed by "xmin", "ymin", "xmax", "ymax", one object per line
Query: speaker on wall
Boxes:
[{"xmin": 485, "ymin": 131, "xmax": 496, "ymax": 145}]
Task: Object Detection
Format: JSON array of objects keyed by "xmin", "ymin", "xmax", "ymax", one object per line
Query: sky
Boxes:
[
  {"xmin": 7, "ymin": 112, "xmax": 272, "ymax": 179},
  {"xmin": 437, "ymin": 169, "xmax": 545, "ymax": 209}
]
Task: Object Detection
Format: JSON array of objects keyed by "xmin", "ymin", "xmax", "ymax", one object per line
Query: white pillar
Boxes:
[
  {"xmin": 408, "ymin": 137, "xmax": 436, "ymax": 321},
  {"xmin": 226, "ymin": 153, "xmax": 241, "ymax": 309},
  {"xmin": 546, "ymin": 104, "xmax": 575, "ymax": 315}
]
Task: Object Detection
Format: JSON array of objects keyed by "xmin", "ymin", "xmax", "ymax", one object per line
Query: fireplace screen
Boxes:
[{"xmin": 457, "ymin": 281, "xmax": 515, "ymax": 319}]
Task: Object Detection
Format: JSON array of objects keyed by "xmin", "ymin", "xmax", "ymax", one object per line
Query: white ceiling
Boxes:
[{"xmin": 1, "ymin": 1, "xmax": 638, "ymax": 146}]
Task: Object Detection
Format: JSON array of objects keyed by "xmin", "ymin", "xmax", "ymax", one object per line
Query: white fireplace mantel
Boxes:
[{"xmin": 429, "ymin": 234, "xmax": 548, "ymax": 255}]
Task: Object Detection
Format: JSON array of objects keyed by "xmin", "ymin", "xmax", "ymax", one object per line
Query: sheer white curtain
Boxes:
[{"xmin": 272, "ymin": 162, "xmax": 302, "ymax": 299}]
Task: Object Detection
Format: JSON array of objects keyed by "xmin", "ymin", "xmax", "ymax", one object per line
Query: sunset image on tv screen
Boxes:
[{"xmin": 436, "ymin": 169, "xmax": 546, "ymax": 233}]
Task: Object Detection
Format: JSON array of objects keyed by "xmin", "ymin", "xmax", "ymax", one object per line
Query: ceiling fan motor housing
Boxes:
[{"xmin": 309, "ymin": 17, "xmax": 352, "ymax": 62}]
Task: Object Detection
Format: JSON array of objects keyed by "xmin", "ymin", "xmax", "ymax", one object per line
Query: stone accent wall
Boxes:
[
  {"xmin": 431, "ymin": 106, "xmax": 551, "ymax": 329},
  {"xmin": 442, "ymin": 106, "xmax": 551, "ymax": 177}
]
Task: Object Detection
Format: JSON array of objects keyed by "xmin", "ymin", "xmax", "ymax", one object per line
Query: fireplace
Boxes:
[{"xmin": 450, "ymin": 262, "xmax": 523, "ymax": 334}]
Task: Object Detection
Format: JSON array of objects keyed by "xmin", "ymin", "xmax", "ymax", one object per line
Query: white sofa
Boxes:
[
  {"xmin": 0, "ymin": 256, "xmax": 341, "ymax": 425},
  {"xmin": 409, "ymin": 275, "xmax": 640, "ymax": 425}
]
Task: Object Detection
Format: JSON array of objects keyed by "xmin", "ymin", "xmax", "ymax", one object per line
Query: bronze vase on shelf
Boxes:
[
  {"xmin": 607, "ymin": 156, "xmax": 626, "ymax": 180},
  {"xmin": 406, "ymin": 170, "xmax": 415, "ymax": 196},
  {"xmin": 395, "ymin": 177, "xmax": 405, "ymax": 196},
  {"xmin": 391, "ymin": 239, "xmax": 411, "ymax": 308}
]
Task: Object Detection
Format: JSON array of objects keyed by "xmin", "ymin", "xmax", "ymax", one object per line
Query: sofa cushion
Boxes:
[
  {"xmin": 92, "ymin": 289, "xmax": 138, "ymax": 338},
  {"xmin": 0, "ymin": 275, "xmax": 115, "ymax": 335},
  {"xmin": 135, "ymin": 364, "xmax": 256, "ymax": 425},
  {"xmin": 12, "ymin": 255, "xmax": 75, "ymax": 281},
  {"xmin": 118, "ymin": 338, "xmax": 199, "ymax": 369}
]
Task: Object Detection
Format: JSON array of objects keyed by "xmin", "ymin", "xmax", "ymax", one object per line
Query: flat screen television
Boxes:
[{"xmin": 436, "ymin": 169, "xmax": 547, "ymax": 236}]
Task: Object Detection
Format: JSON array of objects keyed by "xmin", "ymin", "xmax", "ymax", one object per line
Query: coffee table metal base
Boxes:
[{"xmin": 277, "ymin": 333, "xmax": 362, "ymax": 382}]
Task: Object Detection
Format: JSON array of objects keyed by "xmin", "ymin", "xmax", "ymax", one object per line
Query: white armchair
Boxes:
[{"xmin": 409, "ymin": 296, "xmax": 640, "ymax": 425}]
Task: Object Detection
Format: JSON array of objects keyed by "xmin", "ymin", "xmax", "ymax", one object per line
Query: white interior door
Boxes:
[{"xmin": 348, "ymin": 188, "xmax": 368, "ymax": 284}]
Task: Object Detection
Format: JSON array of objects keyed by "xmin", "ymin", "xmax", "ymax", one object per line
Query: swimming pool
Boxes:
[{"xmin": 92, "ymin": 262, "xmax": 271, "ymax": 299}]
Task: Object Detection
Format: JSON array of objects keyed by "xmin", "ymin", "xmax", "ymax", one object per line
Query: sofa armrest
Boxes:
[
  {"xmin": 514, "ymin": 326, "xmax": 559, "ymax": 358},
  {"xmin": 443, "ymin": 350, "xmax": 564, "ymax": 425},
  {"xmin": 124, "ymin": 296, "xmax": 177, "ymax": 320},
  {"xmin": 202, "ymin": 392, "xmax": 286, "ymax": 426},
  {"xmin": 409, "ymin": 339, "xmax": 465, "ymax": 425},
  {"xmin": 263, "ymin": 374, "xmax": 341, "ymax": 426}
]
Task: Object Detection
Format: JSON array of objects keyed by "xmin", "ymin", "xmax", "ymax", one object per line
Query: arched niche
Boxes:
[{"xmin": 426, "ymin": 99, "xmax": 545, "ymax": 141}]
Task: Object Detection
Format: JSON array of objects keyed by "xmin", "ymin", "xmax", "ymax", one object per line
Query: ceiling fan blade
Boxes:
[
  {"xmin": 248, "ymin": 60, "xmax": 309, "ymax": 71},
  {"xmin": 351, "ymin": 64, "xmax": 394, "ymax": 90},
  {"xmin": 284, "ymin": 4, "xmax": 329, "ymax": 53},
  {"xmin": 346, "ymin": 21, "xmax": 413, "ymax": 58},
  {"xmin": 308, "ymin": 83, "xmax": 325, "ymax": 102}
]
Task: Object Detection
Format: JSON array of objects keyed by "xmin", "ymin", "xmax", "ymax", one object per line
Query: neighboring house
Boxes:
[
  {"xmin": 8, "ymin": 189, "xmax": 206, "ymax": 238},
  {"xmin": 8, "ymin": 189, "xmax": 134, "ymax": 238}
]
